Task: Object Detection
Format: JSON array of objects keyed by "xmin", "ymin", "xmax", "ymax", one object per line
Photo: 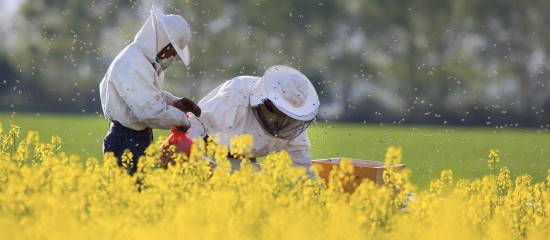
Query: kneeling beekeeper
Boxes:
[
  {"xmin": 99, "ymin": 6, "xmax": 201, "ymax": 175},
  {"xmin": 186, "ymin": 65, "xmax": 320, "ymax": 177}
]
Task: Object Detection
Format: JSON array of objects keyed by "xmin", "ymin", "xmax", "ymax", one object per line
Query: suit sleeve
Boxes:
[
  {"xmin": 187, "ymin": 79, "xmax": 248, "ymax": 139},
  {"xmin": 110, "ymin": 60, "xmax": 186, "ymax": 130},
  {"xmin": 161, "ymin": 91, "xmax": 180, "ymax": 106},
  {"xmin": 287, "ymin": 130, "xmax": 313, "ymax": 175}
]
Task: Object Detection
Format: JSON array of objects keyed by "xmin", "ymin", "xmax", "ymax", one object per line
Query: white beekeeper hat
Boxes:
[
  {"xmin": 250, "ymin": 65, "xmax": 320, "ymax": 121},
  {"xmin": 152, "ymin": 6, "xmax": 191, "ymax": 66}
]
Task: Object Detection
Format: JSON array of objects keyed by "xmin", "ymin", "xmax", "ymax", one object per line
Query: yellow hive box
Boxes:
[{"xmin": 312, "ymin": 158, "xmax": 406, "ymax": 192}]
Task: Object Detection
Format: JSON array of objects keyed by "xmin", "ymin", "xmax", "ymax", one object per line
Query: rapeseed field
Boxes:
[{"xmin": 1, "ymin": 124, "xmax": 548, "ymax": 239}]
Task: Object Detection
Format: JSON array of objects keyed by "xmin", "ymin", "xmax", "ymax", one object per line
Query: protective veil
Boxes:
[
  {"xmin": 251, "ymin": 100, "xmax": 311, "ymax": 140},
  {"xmin": 99, "ymin": 7, "xmax": 191, "ymax": 131}
]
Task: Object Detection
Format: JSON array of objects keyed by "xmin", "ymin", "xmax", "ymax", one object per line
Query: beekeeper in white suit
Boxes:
[
  {"xmin": 187, "ymin": 65, "xmax": 320, "ymax": 176},
  {"xmin": 100, "ymin": 6, "xmax": 201, "ymax": 175}
]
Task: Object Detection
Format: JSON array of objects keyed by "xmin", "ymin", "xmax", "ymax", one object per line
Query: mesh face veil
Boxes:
[
  {"xmin": 155, "ymin": 43, "xmax": 183, "ymax": 70},
  {"xmin": 158, "ymin": 55, "xmax": 179, "ymax": 70},
  {"xmin": 252, "ymin": 100, "xmax": 311, "ymax": 140}
]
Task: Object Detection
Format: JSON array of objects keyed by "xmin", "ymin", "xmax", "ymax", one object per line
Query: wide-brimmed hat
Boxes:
[
  {"xmin": 250, "ymin": 65, "xmax": 319, "ymax": 121},
  {"xmin": 152, "ymin": 6, "xmax": 191, "ymax": 66}
]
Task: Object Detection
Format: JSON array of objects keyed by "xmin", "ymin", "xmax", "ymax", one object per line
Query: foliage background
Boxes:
[{"xmin": 1, "ymin": 0, "xmax": 550, "ymax": 127}]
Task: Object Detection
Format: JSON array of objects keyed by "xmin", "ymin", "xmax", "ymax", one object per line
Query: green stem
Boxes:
[{"xmin": 12, "ymin": 134, "xmax": 16, "ymax": 155}]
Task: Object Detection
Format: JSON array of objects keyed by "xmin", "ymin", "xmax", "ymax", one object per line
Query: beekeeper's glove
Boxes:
[{"xmin": 173, "ymin": 98, "xmax": 201, "ymax": 117}]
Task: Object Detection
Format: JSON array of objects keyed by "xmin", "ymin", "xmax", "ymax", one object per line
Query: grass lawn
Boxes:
[
  {"xmin": 1, "ymin": 112, "xmax": 549, "ymax": 188},
  {"xmin": 308, "ymin": 122, "xmax": 549, "ymax": 188}
]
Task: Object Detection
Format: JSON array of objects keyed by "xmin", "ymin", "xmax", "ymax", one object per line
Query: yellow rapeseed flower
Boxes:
[
  {"xmin": 488, "ymin": 149, "xmax": 500, "ymax": 170},
  {"xmin": 1, "ymin": 124, "xmax": 21, "ymax": 152},
  {"xmin": 229, "ymin": 134, "xmax": 253, "ymax": 159}
]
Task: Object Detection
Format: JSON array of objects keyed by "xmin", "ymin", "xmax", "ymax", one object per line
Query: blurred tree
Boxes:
[
  {"xmin": 1, "ymin": 0, "xmax": 549, "ymax": 127},
  {"xmin": 170, "ymin": 0, "xmax": 341, "ymax": 102},
  {"xmin": 168, "ymin": 0, "xmax": 262, "ymax": 96},
  {"xmin": 461, "ymin": 0, "xmax": 550, "ymax": 126},
  {"xmin": 240, "ymin": 0, "xmax": 345, "ymax": 118},
  {"xmin": 8, "ymin": 0, "xmax": 138, "ymax": 112}
]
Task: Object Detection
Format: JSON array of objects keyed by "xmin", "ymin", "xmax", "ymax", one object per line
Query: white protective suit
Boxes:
[
  {"xmin": 187, "ymin": 76, "xmax": 315, "ymax": 172},
  {"xmin": 99, "ymin": 7, "xmax": 190, "ymax": 131}
]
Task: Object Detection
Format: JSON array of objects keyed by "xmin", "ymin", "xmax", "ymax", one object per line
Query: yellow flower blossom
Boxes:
[
  {"xmin": 229, "ymin": 134, "xmax": 253, "ymax": 160},
  {"xmin": 1, "ymin": 124, "xmax": 21, "ymax": 153},
  {"xmin": 488, "ymin": 149, "xmax": 500, "ymax": 170}
]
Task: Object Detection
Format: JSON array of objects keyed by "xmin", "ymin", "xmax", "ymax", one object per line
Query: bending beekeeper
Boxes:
[
  {"xmin": 187, "ymin": 65, "xmax": 320, "ymax": 177},
  {"xmin": 99, "ymin": 6, "xmax": 201, "ymax": 175}
]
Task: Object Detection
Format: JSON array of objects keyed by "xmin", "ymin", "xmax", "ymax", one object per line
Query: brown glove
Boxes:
[
  {"xmin": 173, "ymin": 98, "xmax": 201, "ymax": 117},
  {"xmin": 176, "ymin": 125, "xmax": 190, "ymax": 132}
]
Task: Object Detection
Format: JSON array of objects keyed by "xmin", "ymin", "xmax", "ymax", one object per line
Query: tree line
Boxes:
[{"xmin": 1, "ymin": 0, "xmax": 550, "ymax": 127}]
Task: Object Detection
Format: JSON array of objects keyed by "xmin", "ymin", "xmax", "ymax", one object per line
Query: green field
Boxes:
[{"xmin": 1, "ymin": 112, "xmax": 549, "ymax": 188}]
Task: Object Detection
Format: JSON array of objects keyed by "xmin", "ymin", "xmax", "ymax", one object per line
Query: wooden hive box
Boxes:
[{"xmin": 312, "ymin": 158, "xmax": 406, "ymax": 192}]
